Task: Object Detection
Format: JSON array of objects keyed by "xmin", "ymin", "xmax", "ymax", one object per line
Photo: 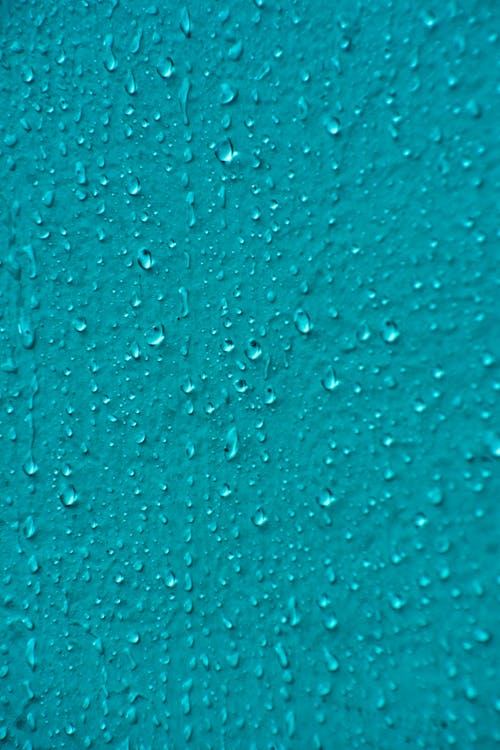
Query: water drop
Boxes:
[
  {"xmin": 325, "ymin": 116, "xmax": 341, "ymax": 136},
  {"xmin": 220, "ymin": 82, "xmax": 238, "ymax": 105},
  {"xmin": 228, "ymin": 40, "xmax": 243, "ymax": 61},
  {"xmin": 215, "ymin": 139, "xmax": 235, "ymax": 164},
  {"xmin": 18, "ymin": 314, "xmax": 36, "ymax": 349},
  {"xmin": 125, "ymin": 70, "xmax": 137, "ymax": 95},
  {"xmin": 245, "ymin": 339, "xmax": 262, "ymax": 361},
  {"xmin": 294, "ymin": 308, "xmax": 312, "ymax": 334},
  {"xmin": 180, "ymin": 6, "xmax": 191, "ymax": 38},
  {"xmin": 73, "ymin": 317, "xmax": 87, "ymax": 333},
  {"xmin": 126, "ymin": 175, "xmax": 141, "ymax": 196},
  {"xmin": 23, "ymin": 456, "xmax": 38, "ymax": 476},
  {"xmin": 252, "ymin": 507, "xmax": 268, "ymax": 527},
  {"xmin": 137, "ymin": 247, "xmax": 153, "ymax": 270},
  {"xmin": 264, "ymin": 386, "xmax": 276, "ymax": 405},
  {"xmin": 381, "ymin": 320, "xmax": 400, "ymax": 343},
  {"xmin": 60, "ymin": 485, "xmax": 78, "ymax": 507},
  {"xmin": 224, "ymin": 426, "xmax": 239, "ymax": 460},
  {"xmin": 145, "ymin": 324, "xmax": 165, "ymax": 346},
  {"xmin": 317, "ymin": 488, "xmax": 336, "ymax": 508},
  {"xmin": 321, "ymin": 366, "xmax": 340, "ymax": 392},
  {"xmin": 157, "ymin": 57, "xmax": 175, "ymax": 79}
]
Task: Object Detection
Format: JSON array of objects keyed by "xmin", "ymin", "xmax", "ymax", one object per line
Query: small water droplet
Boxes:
[
  {"xmin": 23, "ymin": 456, "xmax": 38, "ymax": 476},
  {"xmin": 264, "ymin": 386, "xmax": 276, "ymax": 405},
  {"xmin": 317, "ymin": 488, "xmax": 336, "ymax": 508},
  {"xmin": 137, "ymin": 247, "xmax": 153, "ymax": 270},
  {"xmin": 75, "ymin": 161, "xmax": 87, "ymax": 186},
  {"xmin": 428, "ymin": 487, "xmax": 444, "ymax": 506},
  {"xmin": 60, "ymin": 485, "xmax": 78, "ymax": 507},
  {"xmin": 321, "ymin": 366, "xmax": 340, "ymax": 392},
  {"xmin": 389, "ymin": 592, "xmax": 406, "ymax": 610},
  {"xmin": 18, "ymin": 315, "xmax": 36, "ymax": 349},
  {"xmin": 215, "ymin": 139, "xmax": 235, "ymax": 164},
  {"xmin": 157, "ymin": 57, "xmax": 175, "ymax": 79},
  {"xmin": 234, "ymin": 378, "xmax": 249, "ymax": 394},
  {"xmin": 73, "ymin": 317, "xmax": 87, "ymax": 333},
  {"xmin": 181, "ymin": 376, "xmax": 195, "ymax": 394},
  {"xmin": 294, "ymin": 308, "xmax": 312, "ymax": 334},
  {"xmin": 245, "ymin": 339, "xmax": 262, "ymax": 361},
  {"xmin": 381, "ymin": 320, "xmax": 400, "ymax": 343},
  {"xmin": 252, "ymin": 507, "xmax": 268, "ymax": 527},
  {"xmin": 164, "ymin": 570, "xmax": 177, "ymax": 588},
  {"xmin": 224, "ymin": 426, "xmax": 239, "ymax": 460},
  {"xmin": 125, "ymin": 70, "xmax": 137, "ymax": 95},
  {"xmin": 22, "ymin": 515, "xmax": 36, "ymax": 539},
  {"xmin": 126, "ymin": 175, "xmax": 141, "ymax": 196},
  {"xmin": 145, "ymin": 324, "xmax": 165, "ymax": 346},
  {"xmin": 325, "ymin": 116, "xmax": 341, "ymax": 136},
  {"xmin": 485, "ymin": 431, "xmax": 500, "ymax": 458},
  {"xmin": 220, "ymin": 82, "xmax": 238, "ymax": 105},
  {"xmin": 180, "ymin": 6, "xmax": 191, "ymax": 38},
  {"xmin": 228, "ymin": 40, "xmax": 243, "ymax": 61}
]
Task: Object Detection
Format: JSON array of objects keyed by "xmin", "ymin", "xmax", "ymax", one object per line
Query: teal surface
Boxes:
[{"xmin": 0, "ymin": 1, "xmax": 499, "ymax": 748}]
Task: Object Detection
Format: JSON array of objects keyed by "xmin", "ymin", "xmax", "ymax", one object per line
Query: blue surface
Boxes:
[{"xmin": 0, "ymin": 1, "xmax": 499, "ymax": 748}]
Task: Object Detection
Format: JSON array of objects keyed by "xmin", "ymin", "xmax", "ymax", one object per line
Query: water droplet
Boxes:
[
  {"xmin": 317, "ymin": 488, "xmax": 336, "ymax": 508},
  {"xmin": 157, "ymin": 57, "xmax": 175, "ymax": 79},
  {"xmin": 18, "ymin": 314, "xmax": 36, "ymax": 349},
  {"xmin": 264, "ymin": 386, "xmax": 276, "ymax": 405},
  {"xmin": 164, "ymin": 570, "xmax": 177, "ymax": 588},
  {"xmin": 215, "ymin": 139, "xmax": 235, "ymax": 164},
  {"xmin": 145, "ymin": 323, "xmax": 165, "ymax": 346},
  {"xmin": 325, "ymin": 116, "xmax": 341, "ymax": 136},
  {"xmin": 428, "ymin": 486, "xmax": 444, "ymax": 506},
  {"xmin": 485, "ymin": 431, "xmax": 500, "ymax": 458},
  {"xmin": 180, "ymin": 6, "xmax": 191, "ymax": 38},
  {"xmin": 381, "ymin": 320, "xmax": 400, "ymax": 343},
  {"xmin": 23, "ymin": 456, "xmax": 38, "ymax": 476},
  {"xmin": 60, "ymin": 485, "xmax": 78, "ymax": 507},
  {"xmin": 181, "ymin": 376, "xmax": 195, "ymax": 394},
  {"xmin": 73, "ymin": 317, "xmax": 87, "ymax": 333},
  {"xmin": 252, "ymin": 507, "xmax": 268, "ymax": 527},
  {"xmin": 245, "ymin": 339, "xmax": 262, "ymax": 361},
  {"xmin": 125, "ymin": 70, "xmax": 137, "ymax": 95},
  {"xmin": 126, "ymin": 175, "xmax": 141, "ymax": 196},
  {"xmin": 224, "ymin": 426, "xmax": 239, "ymax": 460},
  {"xmin": 22, "ymin": 515, "xmax": 36, "ymax": 539},
  {"xmin": 389, "ymin": 592, "xmax": 406, "ymax": 610},
  {"xmin": 103, "ymin": 34, "xmax": 118, "ymax": 72},
  {"xmin": 321, "ymin": 366, "xmax": 340, "ymax": 392},
  {"xmin": 137, "ymin": 247, "xmax": 153, "ymax": 270},
  {"xmin": 228, "ymin": 40, "xmax": 243, "ymax": 61},
  {"xmin": 220, "ymin": 82, "xmax": 238, "ymax": 105},
  {"xmin": 294, "ymin": 308, "xmax": 312, "ymax": 334},
  {"xmin": 234, "ymin": 378, "xmax": 249, "ymax": 394}
]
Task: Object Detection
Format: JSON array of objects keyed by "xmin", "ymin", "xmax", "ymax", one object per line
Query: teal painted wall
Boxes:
[{"xmin": 0, "ymin": 1, "xmax": 498, "ymax": 747}]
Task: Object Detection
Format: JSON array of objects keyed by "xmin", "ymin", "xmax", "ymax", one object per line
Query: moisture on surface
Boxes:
[{"xmin": 0, "ymin": 1, "xmax": 499, "ymax": 748}]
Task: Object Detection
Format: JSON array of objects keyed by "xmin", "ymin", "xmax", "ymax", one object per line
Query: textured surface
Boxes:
[{"xmin": 0, "ymin": 0, "xmax": 499, "ymax": 748}]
